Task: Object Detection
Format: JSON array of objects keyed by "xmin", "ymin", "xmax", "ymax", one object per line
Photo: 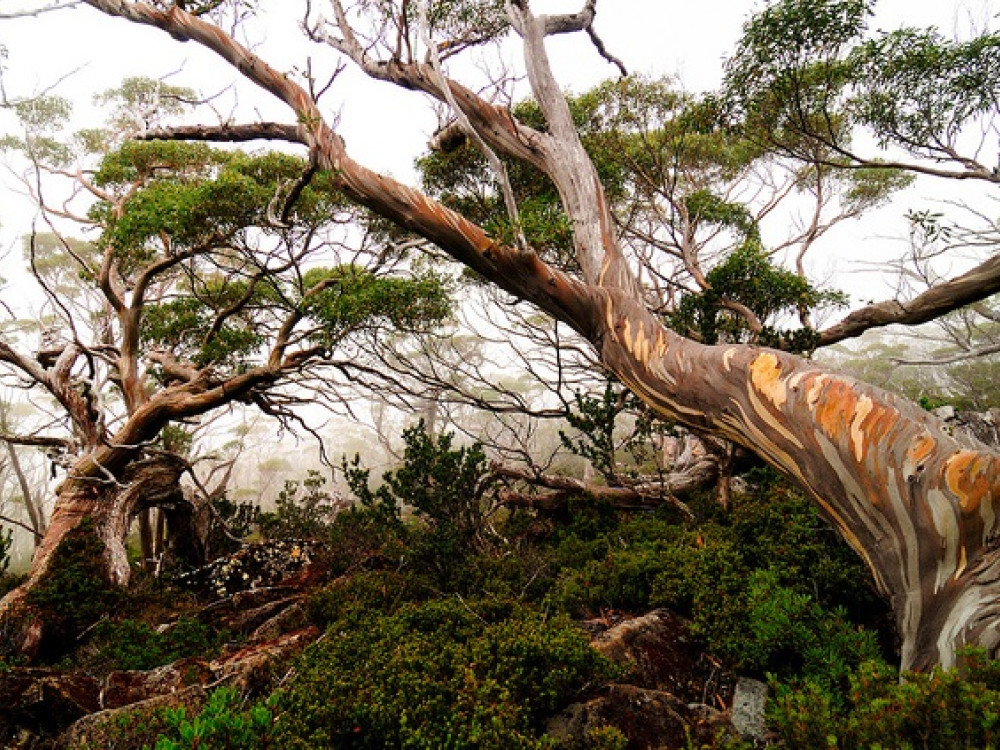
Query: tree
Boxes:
[
  {"xmin": 8, "ymin": 0, "xmax": 1000, "ymax": 671},
  {"xmin": 0, "ymin": 76, "xmax": 452, "ymax": 656}
]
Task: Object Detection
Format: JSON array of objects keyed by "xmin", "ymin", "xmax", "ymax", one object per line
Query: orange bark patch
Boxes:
[
  {"xmin": 907, "ymin": 432, "xmax": 937, "ymax": 469},
  {"xmin": 749, "ymin": 353, "xmax": 787, "ymax": 408},
  {"xmin": 812, "ymin": 379, "xmax": 858, "ymax": 439},
  {"xmin": 944, "ymin": 451, "xmax": 994, "ymax": 514}
]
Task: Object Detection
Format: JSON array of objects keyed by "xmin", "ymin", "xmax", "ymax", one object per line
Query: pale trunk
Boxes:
[{"xmin": 597, "ymin": 290, "xmax": 1000, "ymax": 671}]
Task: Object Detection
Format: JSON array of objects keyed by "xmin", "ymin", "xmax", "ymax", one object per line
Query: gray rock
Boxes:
[{"xmin": 731, "ymin": 676, "xmax": 768, "ymax": 741}]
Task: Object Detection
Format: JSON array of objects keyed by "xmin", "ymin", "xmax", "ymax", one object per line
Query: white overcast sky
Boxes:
[{"xmin": 0, "ymin": 0, "xmax": 997, "ymax": 301}]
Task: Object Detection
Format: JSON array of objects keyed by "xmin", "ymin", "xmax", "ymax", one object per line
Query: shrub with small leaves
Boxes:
[
  {"xmin": 770, "ymin": 650, "xmax": 1000, "ymax": 749},
  {"xmin": 150, "ymin": 686, "xmax": 276, "ymax": 750},
  {"xmin": 275, "ymin": 597, "xmax": 616, "ymax": 749}
]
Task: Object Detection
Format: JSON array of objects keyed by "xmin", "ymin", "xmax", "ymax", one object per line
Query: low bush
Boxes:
[
  {"xmin": 150, "ymin": 686, "xmax": 277, "ymax": 750},
  {"xmin": 275, "ymin": 597, "xmax": 617, "ymax": 748},
  {"xmin": 80, "ymin": 615, "xmax": 225, "ymax": 673},
  {"xmin": 770, "ymin": 650, "xmax": 1000, "ymax": 748}
]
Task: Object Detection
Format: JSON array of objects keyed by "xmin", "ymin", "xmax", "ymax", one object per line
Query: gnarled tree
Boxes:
[
  {"xmin": 7, "ymin": 0, "xmax": 1000, "ymax": 670},
  {"xmin": 0, "ymin": 79, "xmax": 451, "ymax": 657}
]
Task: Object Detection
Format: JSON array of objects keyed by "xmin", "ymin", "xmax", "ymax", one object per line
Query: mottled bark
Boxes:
[{"xmin": 597, "ymin": 289, "xmax": 1000, "ymax": 670}]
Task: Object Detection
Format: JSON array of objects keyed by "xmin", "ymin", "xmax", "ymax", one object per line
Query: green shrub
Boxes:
[
  {"xmin": 343, "ymin": 422, "xmax": 500, "ymax": 588},
  {"xmin": 305, "ymin": 569, "xmax": 432, "ymax": 628},
  {"xmin": 259, "ymin": 470, "xmax": 336, "ymax": 541},
  {"xmin": 82, "ymin": 616, "xmax": 224, "ymax": 673},
  {"xmin": 320, "ymin": 503, "xmax": 408, "ymax": 576},
  {"xmin": 274, "ymin": 598, "xmax": 616, "ymax": 748},
  {"xmin": 728, "ymin": 471, "xmax": 884, "ymax": 622},
  {"xmin": 150, "ymin": 686, "xmax": 276, "ymax": 750},
  {"xmin": 550, "ymin": 545, "xmax": 672, "ymax": 616},
  {"xmin": 771, "ymin": 651, "xmax": 1000, "ymax": 748},
  {"xmin": 205, "ymin": 495, "xmax": 260, "ymax": 559}
]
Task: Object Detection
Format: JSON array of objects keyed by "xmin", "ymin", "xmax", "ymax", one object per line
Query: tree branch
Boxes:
[
  {"xmin": 818, "ymin": 254, "xmax": 1000, "ymax": 346},
  {"xmin": 139, "ymin": 122, "xmax": 304, "ymax": 144}
]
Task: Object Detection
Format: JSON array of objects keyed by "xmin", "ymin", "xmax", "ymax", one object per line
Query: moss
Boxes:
[{"xmin": 26, "ymin": 517, "xmax": 120, "ymax": 662}]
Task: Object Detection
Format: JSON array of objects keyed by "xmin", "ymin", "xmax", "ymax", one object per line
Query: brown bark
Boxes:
[
  {"xmin": 493, "ymin": 458, "xmax": 717, "ymax": 513},
  {"xmin": 70, "ymin": 1, "xmax": 1000, "ymax": 670},
  {"xmin": 818, "ymin": 254, "xmax": 1000, "ymax": 347}
]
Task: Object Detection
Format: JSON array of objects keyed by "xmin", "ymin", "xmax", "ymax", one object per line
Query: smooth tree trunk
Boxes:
[{"xmin": 596, "ymin": 291, "xmax": 1000, "ymax": 671}]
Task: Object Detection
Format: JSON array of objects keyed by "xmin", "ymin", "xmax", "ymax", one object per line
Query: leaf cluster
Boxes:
[
  {"xmin": 300, "ymin": 265, "xmax": 451, "ymax": 347},
  {"xmin": 670, "ymin": 241, "xmax": 846, "ymax": 349},
  {"xmin": 724, "ymin": 0, "xmax": 1000, "ymax": 168}
]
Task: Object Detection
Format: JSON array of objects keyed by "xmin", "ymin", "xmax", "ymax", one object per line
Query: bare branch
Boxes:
[
  {"xmin": 0, "ymin": 1, "xmax": 79, "ymax": 19},
  {"xmin": 818, "ymin": 254, "xmax": 1000, "ymax": 346},
  {"xmin": 139, "ymin": 121, "xmax": 303, "ymax": 143}
]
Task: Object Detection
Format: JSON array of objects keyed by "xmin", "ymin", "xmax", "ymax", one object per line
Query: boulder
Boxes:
[
  {"xmin": 547, "ymin": 683, "xmax": 736, "ymax": 749},
  {"xmin": 102, "ymin": 657, "xmax": 213, "ymax": 709},
  {"xmin": 58, "ymin": 685, "xmax": 208, "ymax": 749},
  {"xmin": 0, "ymin": 668, "xmax": 101, "ymax": 741},
  {"xmin": 591, "ymin": 608, "xmax": 734, "ymax": 705},
  {"xmin": 730, "ymin": 677, "xmax": 768, "ymax": 743}
]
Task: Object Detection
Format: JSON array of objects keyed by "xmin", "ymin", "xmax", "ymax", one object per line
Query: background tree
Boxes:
[{"xmin": 0, "ymin": 77, "xmax": 452, "ymax": 655}]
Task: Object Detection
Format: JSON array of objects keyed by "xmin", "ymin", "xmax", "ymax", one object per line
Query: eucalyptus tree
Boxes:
[
  {"xmin": 8, "ymin": 0, "xmax": 1000, "ymax": 670},
  {"xmin": 0, "ymin": 78, "xmax": 450, "ymax": 654}
]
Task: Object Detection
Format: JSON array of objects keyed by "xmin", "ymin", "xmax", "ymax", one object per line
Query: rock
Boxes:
[
  {"xmin": 103, "ymin": 657, "xmax": 213, "ymax": 709},
  {"xmin": 58, "ymin": 685, "xmax": 208, "ymax": 749},
  {"xmin": 175, "ymin": 540, "xmax": 316, "ymax": 599},
  {"xmin": 209, "ymin": 626, "xmax": 319, "ymax": 694},
  {"xmin": 546, "ymin": 684, "xmax": 688, "ymax": 749},
  {"xmin": 547, "ymin": 683, "xmax": 735, "ymax": 749},
  {"xmin": 0, "ymin": 668, "xmax": 101, "ymax": 741},
  {"xmin": 591, "ymin": 609, "xmax": 734, "ymax": 704},
  {"xmin": 251, "ymin": 600, "xmax": 307, "ymax": 642},
  {"xmin": 731, "ymin": 677, "xmax": 768, "ymax": 742}
]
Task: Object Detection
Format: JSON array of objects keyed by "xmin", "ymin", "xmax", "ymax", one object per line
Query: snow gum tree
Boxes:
[
  {"xmin": 0, "ymin": 79, "xmax": 451, "ymax": 656},
  {"xmin": 5, "ymin": 0, "xmax": 1000, "ymax": 670}
]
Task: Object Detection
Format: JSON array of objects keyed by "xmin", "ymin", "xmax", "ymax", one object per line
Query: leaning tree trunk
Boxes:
[
  {"xmin": 596, "ymin": 290, "xmax": 1000, "ymax": 671},
  {"xmin": 75, "ymin": 0, "xmax": 1000, "ymax": 671},
  {"xmin": 0, "ymin": 454, "xmax": 191, "ymax": 659}
]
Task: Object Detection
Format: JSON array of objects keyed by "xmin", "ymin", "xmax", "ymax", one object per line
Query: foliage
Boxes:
[
  {"xmin": 547, "ymin": 473, "xmax": 888, "ymax": 682},
  {"xmin": 25, "ymin": 517, "xmax": 120, "ymax": 660},
  {"xmin": 725, "ymin": 0, "xmax": 1000, "ymax": 168},
  {"xmin": 150, "ymin": 686, "xmax": 277, "ymax": 750},
  {"xmin": 343, "ymin": 421, "xmax": 499, "ymax": 588},
  {"xmin": 205, "ymin": 495, "xmax": 261, "ymax": 559},
  {"xmin": 318, "ymin": 502, "xmax": 409, "ymax": 577},
  {"xmin": 305, "ymin": 569, "xmax": 433, "ymax": 629},
  {"xmin": 559, "ymin": 379, "xmax": 677, "ymax": 487},
  {"xmin": 274, "ymin": 597, "xmax": 615, "ymax": 749},
  {"xmin": 80, "ymin": 616, "xmax": 224, "ymax": 673},
  {"xmin": 259, "ymin": 470, "xmax": 337, "ymax": 540},
  {"xmin": 300, "ymin": 265, "xmax": 451, "ymax": 347},
  {"xmin": 670, "ymin": 241, "xmax": 846, "ymax": 349},
  {"xmin": 770, "ymin": 650, "xmax": 1000, "ymax": 748}
]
